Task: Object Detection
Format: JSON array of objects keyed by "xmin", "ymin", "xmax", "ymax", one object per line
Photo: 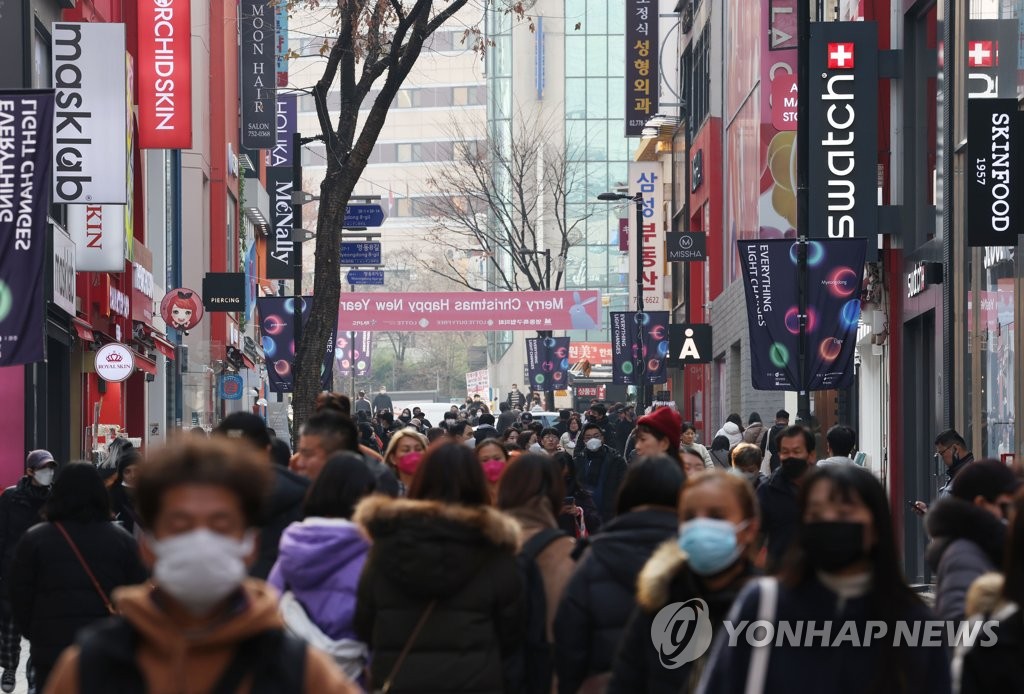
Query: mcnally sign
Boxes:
[
  {"xmin": 137, "ymin": 0, "xmax": 192, "ymax": 148},
  {"xmin": 51, "ymin": 23, "xmax": 128, "ymax": 204},
  {"xmin": 265, "ymin": 167, "xmax": 295, "ymax": 280},
  {"xmin": 808, "ymin": 21, "xmax": 879, "ymax": 261},
  {"xmin": 967, "ymin": 99, "xmax": 1023, "ymax": 248}
]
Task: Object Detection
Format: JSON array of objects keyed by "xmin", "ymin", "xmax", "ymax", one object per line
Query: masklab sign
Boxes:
[
  {"xmin": 808, "ymin": 21, "xmax": 879, "ymax": 261},
  {"xmin": 51, "ymin": 22, "xmax": 128, "ymax": 204},
  {"xmin": 337, "ymin": 291, "xmax": 602, "ymax": 332},
  {"xmin": 137, "ymin": 0, "xmax": 192, "ymax": 148}
]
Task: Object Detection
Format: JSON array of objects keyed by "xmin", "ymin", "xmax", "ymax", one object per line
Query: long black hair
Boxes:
[
  {"xmin": 303, "ymin": 452, "xmax": 376, "ymax": 519},
  {"xmin": 784, "ymin": 464, "xmax": 924, "ymax": 693},
  {"xmin": 43, "ymin": 462, "xmax": 112, "ymax": 523},
  {"xmin": 615, "ymin": 455, "xmax": 684, "ymax": 515}
]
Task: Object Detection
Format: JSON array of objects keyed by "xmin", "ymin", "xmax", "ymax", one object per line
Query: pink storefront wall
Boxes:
[{"xmin": 0, "ymin": 367, "xmax": 26, "ymax": 487}]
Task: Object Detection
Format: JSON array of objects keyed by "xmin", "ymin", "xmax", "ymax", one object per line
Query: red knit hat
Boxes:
[{"xmin": 637, "ymin": 407, "xmax": 682, "ymax": 453}]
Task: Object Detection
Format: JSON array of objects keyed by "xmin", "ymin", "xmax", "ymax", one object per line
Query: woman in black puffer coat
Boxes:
[
  {"xmin": 354, "ymin": 442, "xmax": 524, "ymax": 693},
  {"xmin": 553, "ymin": 455, "xmax": 684, "ymax": 694},
  {"xmin": 10, "ymin": 463, "xmax": 147, "ymax": 689}
]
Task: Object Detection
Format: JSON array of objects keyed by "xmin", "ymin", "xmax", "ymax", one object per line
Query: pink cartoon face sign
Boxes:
[{"xmin": 160, "ymin": 288, "xmax": 204, "ymax": 333}]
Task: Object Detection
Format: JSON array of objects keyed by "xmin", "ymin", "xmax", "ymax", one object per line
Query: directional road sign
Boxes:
[
  {"xmin": 340, "ymin": 241, "xmax": 382, "ymax": 266},
  {"xmin": 346, "ymin": 269, "xmax": 385, "ymax": 285},
  {"xmin": 344, "ymin": 204, "xmax": 386, "ymax": 227}
]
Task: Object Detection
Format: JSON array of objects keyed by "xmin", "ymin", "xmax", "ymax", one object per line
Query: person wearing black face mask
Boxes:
[
  {"xmin": 756, "ymin": 425, "xmax": 816, "ymax": 571},
  {"xmin": 699, "ymin": 465, "xmax": 951, "ymax": 694},
  {"xmin": 911, "ymin": 430, "xmax": 974, "ymax": 517}
]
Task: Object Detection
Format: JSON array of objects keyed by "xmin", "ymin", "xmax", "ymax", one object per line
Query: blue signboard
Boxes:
[
  {"xmin": 219, "ymin": 373, "xmax": 244, "ymax": 400},
  {"xmin": 346, "ymin": 269, "xmax": 385, "ymax": 285},
  {"xmin": 340, "ymin": 241, "xmax": 382, "ymax": 266},
  {"xmin": 344, "ymin": 204, "xmax": 386, "ymax": 227}
]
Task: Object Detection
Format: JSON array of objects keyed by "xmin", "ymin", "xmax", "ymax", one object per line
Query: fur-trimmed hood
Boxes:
[
  {"xmin": 637, "ymin": 540, "xmax": 689, "ymax": 612},
  {"xmin": 353, "ymin": 495, "xmax": 521, "ymax": 599},
  {"xmin": 925, "ymin": 496, "xmax": 1007, "ymax": 569}
]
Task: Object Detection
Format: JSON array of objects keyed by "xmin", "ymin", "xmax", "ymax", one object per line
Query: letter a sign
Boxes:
[{"xmin": 668, "ymin": 324, "xmax": 713, "ymax": 366}]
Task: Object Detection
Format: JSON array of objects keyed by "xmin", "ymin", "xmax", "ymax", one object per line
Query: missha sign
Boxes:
[
  {"xmin": 51, "ymin": 23, "xmax": 128, "ymax": 204},
  {"xmin": 807, "ymin": 21, "xmax": 879, "ymax": 261},
  {"xmin": 137, "ymin": 0, "xmax": 192, "ymax": 148},
  {"xmin": 95, "ymin": 342, "xmax": 135, "ymax": 382},
  {"xmin": 967, "ymin": 99, "xmax": 1023, "ymax": 248}
]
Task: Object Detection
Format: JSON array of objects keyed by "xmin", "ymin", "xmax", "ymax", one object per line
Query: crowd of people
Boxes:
[{"xmin": 0, "ymin": 395, "xmax": 1020, "ymax": 693}]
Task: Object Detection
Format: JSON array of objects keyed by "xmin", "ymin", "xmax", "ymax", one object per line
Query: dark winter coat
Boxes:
[
  {"xmin": 108, "ymin": 484, "xmax": 141, "ymax": 535},
  {"xmin": 10, "ymin": 520, "xmax": 147, "ymax": 671},
  {"xmin": 0, "ymin": 477, "xmax": 49, "ymax": 592},
  {"xmin": 552, "ymin": 508, "xmax": 678, "ymax": 694},
  {"xmin": 960, "ymin": 605, "xmax": 1024, "ymax": 694},
  {"xmin": 765, "ymin": 422, "xmax": 787, "ymax": 471},
  {"xmin": 353, "ymin": 496, "xmax": 524, "ymax": 693},
  {"xmin": 571, "ymin": 444, "xmax": 628, "ymax": 525},
  {"xmin": 756, "ymin": 467, "xmax": 801, "ymax": 569},
  {"xmin": 699, "ymin": 575, "xmax": 951, "ymax": 694},
  {"xmin": 938, "ymin": 453, "xmax": 974, "ymax": 498},
  {"xmin": 925, "ymin": 496, "xmax": 1006, "ymax": 621},
  {"xmin": 251, "ymin": 466, "xmax": 310, "ymax": 579},
  {"xmin": 496, "ymin": 411, "xmax": 518, "ymax": 435},
  {"xmin": 608, "ymin": 542, "xmax": 756, "ymax": 694}
]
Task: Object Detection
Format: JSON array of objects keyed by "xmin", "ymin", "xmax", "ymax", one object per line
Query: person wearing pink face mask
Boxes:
[
  {"xmin": 476, "ymin": 440, "xmax": 510, "ymax": 504},
  {"xmin": 383, "ymin": 429, "xmax": 428, "ymax": 497}
]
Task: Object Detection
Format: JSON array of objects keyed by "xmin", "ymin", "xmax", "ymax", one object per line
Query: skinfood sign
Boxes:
[
  {"xmin": 967, "ymin": 99, "xmax": 1023, "ymax": 248},
  {"xmin": 808, "ymin": 21, "xmax": 879, "ymax": 261}
]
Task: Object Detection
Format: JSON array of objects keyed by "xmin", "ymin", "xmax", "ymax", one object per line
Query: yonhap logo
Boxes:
[{"xmin": 650, "ymin": 598, "xmax": 714, "ymax": 669}]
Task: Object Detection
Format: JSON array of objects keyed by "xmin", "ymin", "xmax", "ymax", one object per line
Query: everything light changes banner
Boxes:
[
  {"xmin": 257, "ymin": 297, "xmax": 334, "ymax": 393},
  {"xmin": 0, "ymin": 91, "xmax": 54, "ymax": 367},
  {"xmin": 738, "ymin": 239, "xmax": 866, "ymax": 391},
  {"xmin": 526, "ymin": 337, "xmax": 570, "ymax": 392},
  {"xmin": 610, "ymin": 311, "xmax": 669, "ymax": 386}
]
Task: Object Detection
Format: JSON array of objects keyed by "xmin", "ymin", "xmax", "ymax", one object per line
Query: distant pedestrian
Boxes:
[
  {"xmin": 0, "ymin": 450, "xmax": 54, "ymax": 693},
  {"xmin": 731, "ymin": 443, "xmax": 767, "ymax": 490},
  {"xmin": 506, "ymin": 384, "xmax": 526, "ymax": 410},
  {"xmin": 571, "ymin": 422, "xmax": 628, "ymax": 526},
  {"xmin": 10, "ymin": 463, "xmax": 147, "ymax": 690},
  {"xmin": 914, "ymin": 429, "xmax": 974, "ymax": 516},
  {"xmin": 741, "ymin": 412, "xmax": 768, "ymax": 449},
  {"xmin": 553, "ymin": 456, "xmax": 683, "ymax": 694},
  {"xmin": 681, "ymin": 422, "xmax": 714, "ymax": 469},
  {"xmin": 757, "ymin": 425, "xmax": 817, "ymax": 570},
  {"xmin": 633, "ymin": 407, "xmax": 683, "ymax": 466},
  {"xmin": 354, "ymin": 442, "xmax": 524, "ymax": 692},
  {"xmin": 372, "ymin": 386, "xmax": 393, "ymax": 415},
  {"xmin": 354, "ymin": 391, "xmax": 372, "ymax": 415},
  {"xmin": 709, "ymin": 435, "xmax": 732, "ymax": 470},
  {"xmin": 714, "ymin": 414, "xmax": 743, "ymax": 449},
  {"xmin": 817, "ymin": 424, "xmax": 858, "ymax": 466},
  {"xmin": 107, "ymin": 448, "xmax": 143, "ymax": 536},
  {"xmin": 496, "ymin": 402, "xmax": 518, "ymax": 435},
  {"xmin": 383, "ymin": 428, "xmax": 428, "ymax": 497},
  {"xmin": 560, "ymin": 416, "xmax": 582, "ymax": 455},
  {"xmin": 765, "ymin": 408, "xmax": 790, "ymax": 472},
  {"xmin": 477, "ymin": 440, "xmax": 511, "ymax": 503}
]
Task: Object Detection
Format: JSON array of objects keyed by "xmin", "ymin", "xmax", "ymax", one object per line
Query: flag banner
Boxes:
[
  {"xmin": 335, "ymin": 330, "xmax": 372, "ymax": 378},
  {"xmin": 739, "ymin": 239, "xmax": 866, "ymax": 391},
  {"xmin": 0, "ymin": 90, "xmax": 54, "ymax": 367},
  {"xmin": 610, "ymin": 311, "xmax": 670, "ymax": 385},
  {"xmin": 257, "ymin": 297, "xmax": 334, "ymax": 393},
  {"xmin": 526, "ymin": 337, "xmax": 570, "ymax": 392}
]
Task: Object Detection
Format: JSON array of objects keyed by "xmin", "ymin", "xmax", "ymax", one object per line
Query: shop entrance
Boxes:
[{"xmin": 902, "ymin": 309, "xmax": 938, "ymax": 584}]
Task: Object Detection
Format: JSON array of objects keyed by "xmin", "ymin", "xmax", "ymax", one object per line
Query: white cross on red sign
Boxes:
[
  {"xmin": 968, "ymin": 41, "xmax": 996, "ymax": 67},
  {"xmin": 827, "ymin": 42, "xmax": 855, "ymax": 69}
]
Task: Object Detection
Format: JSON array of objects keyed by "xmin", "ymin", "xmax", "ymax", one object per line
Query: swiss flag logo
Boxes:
[
  {"xmin": 827, "ymin": 43, "xmax": 855, "ymax": 69},
  {"xmin": 968, "ymin": 41, "xmax": 997, "ymax": 68}
]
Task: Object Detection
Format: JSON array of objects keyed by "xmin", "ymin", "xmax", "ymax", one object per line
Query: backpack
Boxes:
[
  {"xmin": 515, "ymin": 527, "xmax": 567, "ymax": 694},
  {"xmin": 76, "ymin": 616, "xmax": 306, "ymax": 693}
]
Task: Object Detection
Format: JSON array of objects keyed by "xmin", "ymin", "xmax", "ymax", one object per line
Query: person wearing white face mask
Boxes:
[
  {"xmin": 570, "ymin": 422, "xmax": 628, "ymax": 528},
  {"xmin": 44, "ymin": 438, "xmax": 357, "ymax": 694},
  {"xmin": 0, "ymin": 449, "xmax": 55, "ymax": 693}
]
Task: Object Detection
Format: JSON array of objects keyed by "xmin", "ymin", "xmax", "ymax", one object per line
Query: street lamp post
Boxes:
[{"xmin": 597, "ymin": 191, "xmax": 645, "ymax": 413}]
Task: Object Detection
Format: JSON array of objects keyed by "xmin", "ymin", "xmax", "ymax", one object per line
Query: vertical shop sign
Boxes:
[
  {"xmin": 275, "ymin": 1, "xmax": 289, "ymax": 88},
  {"xmin": 628, "ymin": 162, "xmax": 665, "ymax": 309},
  {"xmin": 239, "ymin": 0, "xmax": 276, "ymax": 149},
  {"xmin": 137, "ymin": 0, "xmax": 192, "ymax": 148},
  {"xmin": 625, "ymin": 0, "xmax": 659, "ymax": 136},
  {"xmin": 266, "ymin": 167, "xmax": 294, "ymax": 279},
  {"xmin": 967, "ymin": 99, "xmax": 1023, "ymax": 248},
  {"xmin": 51, "ymin": 22, "xmax": 128, "ymax": 204},
  {"xmin": 0, "ymin": 91, "xmax": 54, "ymax": 366},
  {"xmin": 807, "ymin": 21, "xmax": 879, "ymax": 260}
]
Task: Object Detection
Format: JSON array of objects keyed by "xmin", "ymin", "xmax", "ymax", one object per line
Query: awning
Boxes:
[
  {"xmin": 152, "ymin": 333, "xmax": 176, "ymax": 360},
  {"xmin": 72, "ymin": 318, "xmax": 94, "ymax": 343},
  {"xmin": 241, "ymin": 352, "xmax": 256, "ymax": 370},
  {"xmin": 134, "ymin": 351, "xmax": 157, "ymax": 376}
]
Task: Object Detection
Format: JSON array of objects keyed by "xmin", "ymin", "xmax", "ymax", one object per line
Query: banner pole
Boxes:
[{"xmin": 796, "ymin": 0, "xmax": 811, "ymax": 422}]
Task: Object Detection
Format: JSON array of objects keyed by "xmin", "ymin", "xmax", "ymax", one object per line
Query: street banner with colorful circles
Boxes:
[
  {"xmin": 526, "ymin": 337, "xmax": 570, "ymax": 392},
  {"xmin": 610, "ymin": 311, "xmax": 670, "ymax": 386},
  {"xmin": 257, "ymin": 296, "xmax": 335, "ymax": 394},
  {"xmin": 739, "ymin": 239, "xmax": 866, "ymax": 391}
]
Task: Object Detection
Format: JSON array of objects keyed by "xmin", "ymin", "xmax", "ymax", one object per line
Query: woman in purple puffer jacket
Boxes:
[{"xmin": 269, "ymin": 452, "xmax": 376, "ymax": 681}]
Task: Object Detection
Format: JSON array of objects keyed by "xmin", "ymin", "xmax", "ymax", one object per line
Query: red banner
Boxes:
[
  {"xmin": 137, "ymin": 0, "xmax": 192, "ymax": 148},
  {"xmin": 569, "ymin": 341, "xmax": 613, "ymax": 366},
  {"xmin": 337, "ymin": 291, "xmax": 602, "ymax": 332}
]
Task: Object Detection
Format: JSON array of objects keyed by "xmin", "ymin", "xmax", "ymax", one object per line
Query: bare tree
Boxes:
[
  {"xmin": 289, "ymin": 0, "xmax": 529, "ymax": 437},
  {"xmin": 420, "ymin": 112, "xmax": 591, "ymax": 292}
]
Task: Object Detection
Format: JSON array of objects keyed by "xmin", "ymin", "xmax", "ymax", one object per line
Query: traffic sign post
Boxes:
[
  {"xmin": 340, "ymin": 241, "xmax": 382, "ymax": 266},
  {"xmin": 346, "ymin": 269, "xmax": 385, "ymax": 285},
  {"xmin": 344, "ymin": 204, "xmax": 386, "ymax": 227}
]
